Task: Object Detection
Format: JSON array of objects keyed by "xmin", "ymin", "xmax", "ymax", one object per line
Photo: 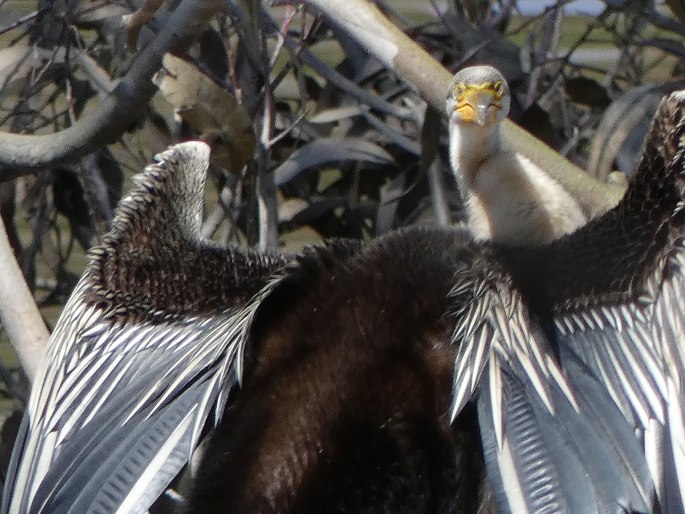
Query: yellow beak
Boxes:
[{"xmin": 454, "ymin": 85, "xmax": 501, "ymax": 126}]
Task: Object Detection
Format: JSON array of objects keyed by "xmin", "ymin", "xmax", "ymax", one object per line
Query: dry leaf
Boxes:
[
  {"xmin": 665, "ymin": 0, "xmax": 685, "ymax": 28},
  {"xmin": 272, "ymin": 137, "xmax": 394, "ymax": 186},
  {"xmin": 153, "ymin": 54, "xmax": 255, "ymax": 172},
  {"xmin": 76, "ymin": 0, "xmax": 129, "ymax": 24},
  {"xmin": 278, "ymin": 198, "xmax": 309, "ymax": 222}
]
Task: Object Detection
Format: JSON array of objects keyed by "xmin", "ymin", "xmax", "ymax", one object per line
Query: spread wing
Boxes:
[
  {"xmin": 2, "ymin": 142, "xmax": 289, "ymax": 514},
  {"xmin": 7, "ymin": 290, "xmax": 254, "ymax": 514},
  {"xmin": 446, "ymin": 250, "xmax": 655, "ymax": 514},
  {"xmin": 499, "ymin": 90, "xmax": 685, "ymax": 513},
  {"xmin": 552, "ymin": 271, "xmax": 685, "ymax": 514}
]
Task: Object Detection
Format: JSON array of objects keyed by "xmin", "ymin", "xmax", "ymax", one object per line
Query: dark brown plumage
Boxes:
[
  {"xmin": 189, "ymin": 230, "xmax": 487, "ymax": 514},
  {"xmin": 500, "ymin": 90, "xmax": 683, "ymax": 311},
  {"xmin": 87, "ymin": 146, "xmax": 286, "ymax": 321}
]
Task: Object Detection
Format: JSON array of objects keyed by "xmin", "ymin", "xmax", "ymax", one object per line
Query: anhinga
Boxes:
[
  {"xmin": 3, "ymin": 88, "xmax": 685, "ymax": 513},
  {"xmin": 446, "ymin": 65, "xmax": 587, "ymax": 244},
  {"xmin": 1, "ymin": 144, "xmax": 289, "ymax": 513}
]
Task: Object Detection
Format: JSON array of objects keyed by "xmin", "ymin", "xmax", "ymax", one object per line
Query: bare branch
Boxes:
[
  {"xmin": 0, "ymin": 0, "xmax": 224, "ymax": 175},
  {"xmin": 0, "ymin": 214, "xmax": 48, "ymax": 383}
]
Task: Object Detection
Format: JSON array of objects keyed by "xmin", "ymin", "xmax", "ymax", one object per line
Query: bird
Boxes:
[
  {"xmin": 0, "ymin": 138, "xmax": 653, "ymax": 513},
  {"xmin": 5, "ymin": 87, "xmax": 685, "ymax": 513},
  {"xmin": 446, "ymin": 65, "xmax": 587, "ymax": 244},
  {"xmin": 186, "ymin": 223, "xmax": 653, "ymax": 513}
]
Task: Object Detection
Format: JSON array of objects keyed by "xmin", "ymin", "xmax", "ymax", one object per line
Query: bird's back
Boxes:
[{"xmin": 188, "ymin": 228, "xmax": 488, "ymax": 514}]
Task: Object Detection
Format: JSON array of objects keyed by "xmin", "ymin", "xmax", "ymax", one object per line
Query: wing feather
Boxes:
[
  {"xmin": 1, "ymin": 142, "xmax": 289, "ymax": 514},
  {"xmin": 496, "ymin": 90, "xmax": 685, "ymax": 512},
  {"xmin": 448, "ymin": 254, "xmax": 653, "ymax": 513},
  {"xmin": 552, "ymin": 272, "xmax": 685, "ymax": 510},
  {"xmin": 5, "ymin": 287, "xmax": 255, "ymax": 513}
]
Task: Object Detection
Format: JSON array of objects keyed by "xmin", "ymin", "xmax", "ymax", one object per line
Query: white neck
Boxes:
[
  {"xmin": 448, "ymin": 120, "xmax": 502, "ymax": 190},
  {"xmin": 447, "ymin": 119, "xmax": 588, "ymax": 244}
]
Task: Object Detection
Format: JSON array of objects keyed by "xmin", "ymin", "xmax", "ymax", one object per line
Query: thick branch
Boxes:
[
  {"xmin": 0, "ymin": 215, "xmax": 48, "ymax": 383},
  {"xmin": 302, "ymin": 0, "xmax": 626, "ymax": 216},
  {"xmin": 0, "ymin": 0, "xmax": 223, "ymax": 175}
]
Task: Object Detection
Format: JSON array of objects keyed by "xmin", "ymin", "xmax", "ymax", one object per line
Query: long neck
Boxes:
[{"xmin": 448, "ymin": 121, "xmax": 501, "ymax": 190}]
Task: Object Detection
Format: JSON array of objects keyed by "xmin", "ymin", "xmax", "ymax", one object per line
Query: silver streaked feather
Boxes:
[
  {"xmin": 1, "ymin": 142, "xmax": 288, "ymax": 514},
  {"xmin": 446, "ymin": 248, "xmax": 652, "ymax": 513},
  {"xmin": 553, "ymin": 265, "xmax": 685, "ymax": 511},
  {"xmin": 503, "ymin": 90, "xmax": 685, "ymax": 513}
]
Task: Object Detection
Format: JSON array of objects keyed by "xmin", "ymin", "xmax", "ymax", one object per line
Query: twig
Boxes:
[
  {"xmin": 121, "ymin": 0, "xmax": 166, "ymax": 49},
  {"xmin": 0, "ymin": 9, "xmax": 46, "ymax": 37},
  {"xmin": 276, "ymin": 32, "xmax": 412, "ymax": 119},
  {"xmin": 428, "ymin": 158, "xmax": 451, "ymax": 227}
]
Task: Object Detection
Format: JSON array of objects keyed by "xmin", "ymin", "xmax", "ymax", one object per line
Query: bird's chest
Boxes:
[
  {"xmin": 464, "ymin": 194, "xmax": 495, "ymax": 241},
  {"xmin": 465, "ymin": 152, "xmax": 566, "ymax": 244}
]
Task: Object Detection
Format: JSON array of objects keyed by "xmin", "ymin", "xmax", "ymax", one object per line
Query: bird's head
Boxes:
[{"xmin": 446, "ymin": 65, "xmax": 510, "ymax": 129}]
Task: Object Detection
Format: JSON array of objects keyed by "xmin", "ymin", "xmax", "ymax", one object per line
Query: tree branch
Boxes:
[
  {"xmin": 300, "ymin": 0, "xmax": 626, "ymax": 216},
  {"xmin": 0, "ymin": 0, "xmax": 224, "ymax": 175},
  {"xmin": 0, "ymin": 214, "xmax": 48, "ymax": 383}
]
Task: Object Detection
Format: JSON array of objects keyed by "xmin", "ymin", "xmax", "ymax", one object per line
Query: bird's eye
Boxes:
[
  {"xmin": 453, "ymin": 84, "xmax": 464, "ymax": 97},
  {"xmin": 494, "ymin": 81, "xmax": 504, "ymax": 95}
]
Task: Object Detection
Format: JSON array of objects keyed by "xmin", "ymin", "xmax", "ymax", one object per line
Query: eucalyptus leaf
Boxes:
[
  {"xmin": 642, "ymin": 38, "xmax": 685, "ymax": 59},
  {"xmin": 278, "ymin": 198, "xmax": 310, "ymax": 223},
  {"xmin": 290, "ymin": 197, "xmax": 347, "ymax": 225},
  {"xmin": 153, "ymin": 54, "xmax": 255, "ymax": 173},
  {"xmin": 587, "ymin": 84, "xmax": 668, "ymax": 180},
  {"xmin": 309, "ymin": 106, "xmax": 367, "ymax": 124},
  {"xmin": 273, "ymin": 138, "xmax": 394, "ymax": 186}
]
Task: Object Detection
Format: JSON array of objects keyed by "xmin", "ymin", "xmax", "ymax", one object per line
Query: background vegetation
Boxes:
[{"xmin": 0, "ymin": 0, "xmax": 684, "ymax": 491}]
